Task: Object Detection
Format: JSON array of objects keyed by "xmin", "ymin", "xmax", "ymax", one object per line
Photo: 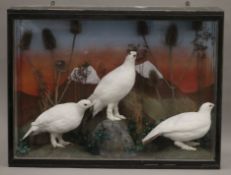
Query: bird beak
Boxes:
[
  {"xmin": 88, "ymin": 99, "xmax": 93, "ymax": 107},
  {"xmin": 89, "ymin": 103, "xmax": 93, "ymax": 107},
  {"xmin": 211, "ymin": 104, "xmax": 215, "ymax": 109},
  {"xmin": 212, "ymin": 104, "xmax": 215, "ymax": 112}
]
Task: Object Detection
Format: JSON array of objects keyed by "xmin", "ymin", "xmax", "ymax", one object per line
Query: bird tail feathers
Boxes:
[
  {"xmin": 21, "ymin": 125, "xmax": 38, "ymax": 140},
  {"xmin": 142, "ymin": 128, "xmax": 160, "ymax": 145}
]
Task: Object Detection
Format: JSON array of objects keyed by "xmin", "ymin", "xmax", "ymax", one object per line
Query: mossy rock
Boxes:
[{"xmin": 89, "ymin": 119, "xmax": 136, "ymax": 158}]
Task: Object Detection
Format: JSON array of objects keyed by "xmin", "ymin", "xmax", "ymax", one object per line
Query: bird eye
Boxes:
[{"xmin": 84, "ymin": 104, "xmax": 87, "ymax": 106}]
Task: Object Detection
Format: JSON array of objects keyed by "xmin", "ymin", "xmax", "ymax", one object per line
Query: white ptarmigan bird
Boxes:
[
  {"xmin": 142, "ymin": 102, "xmax": 214, "ymax": 151},
  {"xmin": 88, "ymin": 51, "xmax": 137, "ymax": 121},
  {"xmin": 22, "ymin": 99, "xmax": 92, "ymax": 148}
]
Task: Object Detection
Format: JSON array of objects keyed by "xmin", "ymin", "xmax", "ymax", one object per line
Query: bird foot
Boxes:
[
  {"xmin": 174, "ymin": 141, "xmax": 197, "ymax": 151},
  {"xmin": 107, "ymin": 114, "xmax": 121, "ymax": 121},
  {"xmin": 52, "ymin": 143, "xmax": 65, "ymax": 148},
  {"xmin": 182, "ymin": 145, "xmax": 197, "ymax": 151},
  {"xmin": 109, "ymin": 117, "xmax": 121, "ymax": 121},
  {"xmin": 115, "ymin": 114, "xmax": 126, "ymax": 120},
  {"xmin": 60, "ymin": 140, "xmax": 71, "ymax": 146},
  {"xmin": 187, "ymin": 141, "xmax": 200, "ymax": 147}
]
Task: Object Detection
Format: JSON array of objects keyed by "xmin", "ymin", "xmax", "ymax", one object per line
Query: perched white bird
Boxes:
[
  {"xmin": 22, "ymin": 99, "xmax": 92, "ymax": 148},
  {"xmin": 142, "ymin": 102, "xmax": 214, "ymax": 151},
  {"xmin": 88, "ymin": 51, "xmax": 137, "ymax": 121}
]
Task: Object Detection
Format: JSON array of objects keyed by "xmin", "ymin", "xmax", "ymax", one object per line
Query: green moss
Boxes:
[{"xmin": 16, "ymin": 140, "xmax": 30, "ymax": 155}]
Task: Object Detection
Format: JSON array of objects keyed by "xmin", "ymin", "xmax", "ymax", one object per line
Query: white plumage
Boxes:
[
  {"xmin": 22, "ymin": 99, "xmax": 92, "ymax": 148},
  {"xmin": 142, "ymin": 102, "xmax": 214, "ymax": 151},
  {"xmin": 88, "ymin": 51, "xmax": 137, "ymax": 121}
]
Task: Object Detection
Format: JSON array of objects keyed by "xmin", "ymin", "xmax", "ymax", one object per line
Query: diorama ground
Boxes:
[{"xmin": 17, "ymin": 143, "xmax": 213, "ymax": 161}]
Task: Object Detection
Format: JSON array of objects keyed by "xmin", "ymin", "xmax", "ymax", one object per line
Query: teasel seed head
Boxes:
[
  {"xmin": 55, "ymin": 60, "xmax": 66, "ymax": 72},
  {"xmin": 137, "ymin": 20, "xmax": 149, "ymax": 36},
  {"xmin": 82, "ymin": 62, "xmax": 90, "ymax": 68},
  {"xmin": 127, "ymin": 44, "xmax": 138, "ymax": 53},
  {"xmin": 127, "ymin": 44, "xmax": 148, "ymax": 58},
  {"xmin": 42, "ymin": 28, "xmax": 57, "ymax": 50},
  {"xmin": 19, "ymin": 30, "xmax": 33, "ymax": 50},
  {"xmin": 165, "ymin": 23, "xmax": 178, "ymax": 47},
  {"xmin": 70, "ymin": 20, "xmax": 82, "ymax": 35}
]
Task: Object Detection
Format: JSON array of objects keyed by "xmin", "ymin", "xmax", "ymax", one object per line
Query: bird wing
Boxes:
[
  {"xmin": 142, "ymin": 112, "xmax": 209, "ymax": 144},
  {"xmin": 90, "ymin": 65, "xmax": 125, "ymax": 98},
  {"xmin": 44, "ymin": 117, "xmax": 81, "ymax": 133},
  {"xmin": 90, "ymin": 64, "xmax": 135, "ymax": 102},
  {"xmin": 32, "ymin": 103, "xmax": 78, "ymax": 128},
  {"xmin": 156, "ymin": 112, "xmax": 207, "ymax": 134}
]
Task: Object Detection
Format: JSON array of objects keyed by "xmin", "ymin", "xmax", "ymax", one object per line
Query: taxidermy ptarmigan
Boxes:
[
  {"xmin": 88, "ymin": 51, "xmax": 137, "ymax": 121},
  {"xmin": 142, "ymin": 102, "xmax": 214, "ymax": 151},
  {"xmin": 22, "ymin": 99, "xmax": 92, "ymax": 148}
]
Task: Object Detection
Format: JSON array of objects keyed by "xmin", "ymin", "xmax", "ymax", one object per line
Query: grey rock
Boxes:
[{"xmin": 90, "ymin": 119, "xmax": 136, "ymax": 158}]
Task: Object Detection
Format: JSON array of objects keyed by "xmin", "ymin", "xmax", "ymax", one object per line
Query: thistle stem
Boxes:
[
  {"xmin": 197, "ymin": 53, "xmax": 202, "ymax": 105},
  {"xmin": 48, "ymin": 50, "xmax": 59, "ymax": 104},
  {"xmin": 168, "ymin": 47, "xmax": 175, "ymax": 99},
  {"xmin": 45, "ymin": 92, "xmax": 54, "ymax": 105},
  {"xmin": 58, "ymin": 33, "xmax": 77, "ymax": 103},
  {"xmin": 55, "ymin": 72, "xmax": 61, "ymax": 104},
  {"xmin": 24, "ymin": 52, "xmax": 54, "ymax": 109},
  {"xmin": 67, "ymin": 34, "xmax": 77, "ymax": 72},
  {"xmin": 58, "ymin": 79, "xmax": 72, "ymax": 103},
  {"xmin": 142, "ymin": 35, "xmax": 154, "ymax": 59},
  {"xmin": 142, "ymin": 35, "xmax": 171, "ymax": 90}
]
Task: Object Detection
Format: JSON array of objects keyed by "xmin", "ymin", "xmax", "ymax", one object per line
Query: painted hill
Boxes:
[
  {"xmin": 136, "ymin": 60, "xmax": 163, "ymax": 79},
  {"xmin": 69, "ymin": 65, "xmax": 100, "ymax": 84},
  {"xmin": 16, "ymin": 47, "xmax": 214, "ymax": 96}
]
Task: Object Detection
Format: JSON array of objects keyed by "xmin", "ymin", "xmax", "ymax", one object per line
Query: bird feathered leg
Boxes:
[
  {"xmin": 113, "ymin": 103, "xmax": 126, "ymax": 120},
  {"xmin": 57, "ymin": 134, "xmax": 71, "ymax": 146},
  {"xmin": 174, "ymin": 141, "xmax": 197, "ymax": 151},
  {"xmin": 50, "ymin": 133, "xmax": 65, "ymax": 148},
  {"xmin": 107, "ymin": 103, "xmax": 121, "ymax": 121}
]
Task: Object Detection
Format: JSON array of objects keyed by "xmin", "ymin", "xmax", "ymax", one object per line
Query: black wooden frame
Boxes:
[{"xmin": 7, "ymin": 7, "xmax": 224, "ymax": 169}]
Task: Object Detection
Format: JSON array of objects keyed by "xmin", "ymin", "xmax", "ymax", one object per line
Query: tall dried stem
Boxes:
[
  {"xmin": 165, "ymin": 24, "xmax": 178, "ymax": 100},
  {"xmin": 20, "ymin": 30, "xmax": 53, "ymax": 111},
  {"xmin": 42, "ymin": 28, "xmax": 57, "ymax": 104}
]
